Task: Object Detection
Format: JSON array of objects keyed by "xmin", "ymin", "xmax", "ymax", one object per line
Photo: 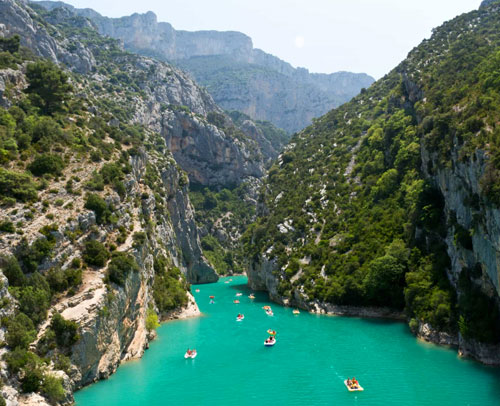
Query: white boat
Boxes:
[
  {"xmin": 344, "ymin": 380, "xmax": 363, "ymax": 392},
  {"xmin": 184, "ymin": 350, "xmax": 197, "ymax": 359},
  {"xmin": 266, "ymin": 310, "xmax": 274, "ymax": 316},
  {"xmin": 236, "ymin": 293, "xmax": 243, "ymax": 296},
  {"xmin": 236, "ymin": 315, "xmax": 245, "ymax": 321},
  {"xmin": 264, "ymin": 338, "xmax": 276, "ymax": 347}
]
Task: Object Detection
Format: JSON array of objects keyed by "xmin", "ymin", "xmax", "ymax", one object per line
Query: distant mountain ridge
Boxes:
[{"xmin": 35, "ymin": 1, "xmax": 375, "ymax": 132}]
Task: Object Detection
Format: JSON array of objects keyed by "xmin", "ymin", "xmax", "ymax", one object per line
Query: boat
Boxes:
[
  {"xmin": 267, "ymin": 329, "xmax": 277, "ymax": 336},
  {"xmin": 262, "ymin": 306, "xmax": 271, "ymax": 310},
  {"xmin": 209, "ymin": 300, "xmax": 215, "ymax": 304},
  {"xmin": 236, "ymin": 293, "xmax": 243, "ymax": 297},
  {"xmin": 236, "ymin": 314, "xmax": 245, "ymax": 321},
  {"xmin": 293, "ymin": 309, "xmax": 300, "ymax": 315},
  {"xmin": 234, "ymin": 300, "xmax": 240, "ymax": 304},
  {"xmin": 195, "ymin": 289, "xmax": 200, "ymax": 293},
  {"xmin": 344, "ymin": 380, "xmax": 363, "ymax": 392},
  {"xmin": 184, "ymin": 350, "xmax": 197, "ymax": 359},
  {"xmin": 264, "ymin": 337, "xmax": 276, "ymax": 347},
  {"xmin": 209, "ymin": 295, "xmax": 215, "ymax": 299},
  {"xmin": 249, "ymin": 294, "xmax": 255, "ymax": 299},
  {"xmin": 266, "ymin": 310, "xmax": 274, "ymax": 316},
  {"xmin": 224, "ymin": 281, "xmax": 230, "ymax": 284}
]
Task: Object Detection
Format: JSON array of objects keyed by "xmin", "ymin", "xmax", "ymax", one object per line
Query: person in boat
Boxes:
[
  {"xmin": 351, "ymin": 378, "xmax": 358, "ymax": 388},
  {"xmin": 187, "ymin": 348, "xmax": 191, "ymax": 355},
  {"xmin": 346, "ymin": 378, "xmax": 352, "ymax": 386}
]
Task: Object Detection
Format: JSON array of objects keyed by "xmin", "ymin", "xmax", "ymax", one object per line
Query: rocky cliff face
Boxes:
[
  {"xmin": 0, "ymin": 0, "xmax": 265, "ymax": 403},
  {"xmin": 35, "ymin": 1, "xmax": 374, "ymax": 133},
  {"xmin": 245, "ymin": 1, "xmax": 500, "ymax": 365}
]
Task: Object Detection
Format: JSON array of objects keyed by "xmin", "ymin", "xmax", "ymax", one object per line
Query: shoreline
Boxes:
[
  {"xmin": 161, "ymin": 291, "xmax": 201, "ymax": 322},
  {"xmin": 270, "ymin": 292, "xmax": 500, "ymax": 366}
]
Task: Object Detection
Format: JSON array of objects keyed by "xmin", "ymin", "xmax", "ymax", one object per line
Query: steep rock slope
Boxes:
[
  {"xmin": 244, "ymin": 1, "xmax": 500, "ymax": 364},
  {"xmin": 36, "ymin": 1, "xmax": 374, "ymax": 133},
  {"xmin": 0, "ymin": 0, "xmax": 286, "ymax": 403}
]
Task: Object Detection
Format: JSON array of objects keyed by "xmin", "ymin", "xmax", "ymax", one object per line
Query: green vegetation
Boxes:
[
  {"xmin": 152, "ymin": 255, "xmax": 188, "ymax": 313},
  {"xmin": 145, "ymin": 307, "xmax": 160, "ymax": 331},
  {"xmin": 25, "ymin": 60, "xmax": 72, "ymax": 115},
  {"xmin": 244, "ymin": 3, "xmax": 500, "ymax": 342},
  {"xmin": 107, "ymin": 251, "xmax": 139, "ymax": 286},
  {"xmin": 190, "ymin": 184, "xmax": 256, "ymax": 274},
  {"xmin": 83, "ymin": 240, "xmax": 110, "ymax": 267},
  {"xmin": 28, "ymin": 153, "xmax": 64, "ymax": 176}
]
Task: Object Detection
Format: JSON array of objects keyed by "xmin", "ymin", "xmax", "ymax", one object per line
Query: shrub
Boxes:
[
  {"xmin": 25, "ymin": 60, "xmax": 72, "ymax": 115},
  {"xmin": 16, "ymin": 237, "xmax": 54, "ymax": 273},
  {"xmin": 84, "ymin": 193, "xmax": 110, "ymax": 224},
  {"xmin": 46, "ymin": 268, "xmax": 68, "ymax": 292},
  {"xmin": 132, "ymin": 232, "xmax": 146, "ymax": 248},
  {"xmin": 5, "ymin": 313, "xmax": 36, "ymax": 349},
  {"xmin": 145, "ymin": 307, "xmax": 159, "ymax": 331},
  {"xmin": 29, "ymin": 116, "xmax": 63, "ymax": 144},
  {"xmin": 0, "ymin": 255, "xmax": 26, "ymax": 286},
  {"xmin": 11, "ymin": 285, "xmax": 51, "ymax": 325},
  {"xmin": 0, "ymin": 220, "xmax": 15, "ymax": 233},
  {"xmin": 0, "ymin": 168, "xmax": 37, "ymax": 202},
  {"xmin": 28, "ymin": 154, "xmax": 64, "ymax": 176},
  {"xmin": 21, "ymin": 365, "xmax": 44, "ymax": 393},
  {"xmin": 83, "ymin": 240, "xmax": 109, "ymax": 267},
  {"xmin": 107, "ymin": 251, "xmax": 139, "ymax": 286},
  {"xmin": 0, "ymin": 34, "xmax": 20, "ymax": 53},
  {"xmin": 50, "ymin": 313, "xmax": 79, "ymax": 348},
  {"xmin": 41, "ymin": 374, "xmax": 65, "ymax": 403},
  {"xmin": 100, "ymin": 163, "xmax": 123, "ymax": 184}
]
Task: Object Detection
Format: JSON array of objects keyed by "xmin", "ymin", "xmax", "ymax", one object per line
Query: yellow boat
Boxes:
[
  {"xmin": 249, "ymin": 294, "xmax": 255, "ymax": 299},
  {"xmin": 344, "ymin": 380, "xmax": 364, "ymax": 392},
  {"xmin": 293, "ymin": 309, "xmax": 300, "ymax": 315}
]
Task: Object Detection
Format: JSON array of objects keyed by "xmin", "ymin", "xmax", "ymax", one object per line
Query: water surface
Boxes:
[{"xmin": 75, "ymin": 276, "xmax": 500, "ymax": 405}]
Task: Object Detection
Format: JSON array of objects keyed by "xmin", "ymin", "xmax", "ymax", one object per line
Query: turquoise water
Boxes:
[{"xmin": 75, "ymin": 276, "xmax": 500, "ymax": 406}]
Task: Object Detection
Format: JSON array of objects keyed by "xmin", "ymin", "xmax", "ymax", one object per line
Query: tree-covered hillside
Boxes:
[{"xmin": 245, "ymin": 1, "xmax": 500, "ymax": 347}]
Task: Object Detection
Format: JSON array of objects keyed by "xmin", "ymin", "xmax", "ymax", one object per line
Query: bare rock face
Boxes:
[
  {"xmin": 161, "ymin": 110, "xmax": 263, "ymax": 186},
  {"xmin": 35, "ymin": 1, "xmax": 375, "ymax": 133},
  {"xmin": 0, "ymin": 0, "xmax": 95, "ymax": 73}
]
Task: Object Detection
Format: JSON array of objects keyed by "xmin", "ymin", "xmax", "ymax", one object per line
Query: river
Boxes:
[{"xmin": 75, "ymin": 275, "xmax": 500, "ymax": 405}]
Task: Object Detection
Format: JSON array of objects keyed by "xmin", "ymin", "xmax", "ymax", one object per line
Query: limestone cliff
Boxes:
[
  {"xmin": 245, "ymin": 1, "xmax": 500, "ymax": 365},
  {"xmin": 0, "ymin": 0, "xmax": 267, "ymax": 403},
  {"xmin": 35, "ymin": 1, "xmax": 375, "ymax": 133}
]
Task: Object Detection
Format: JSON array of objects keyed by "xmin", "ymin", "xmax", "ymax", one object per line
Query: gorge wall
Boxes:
[
  {"xmin": 36, "ymin": 1, "xmax": 375, "ymax": 133},
  {"xmin": 244, "ymin": 1, "xmax": 500, "ymax": 365}
]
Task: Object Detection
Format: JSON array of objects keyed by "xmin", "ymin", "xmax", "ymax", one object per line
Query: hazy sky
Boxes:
[{"xmin": 48, "ymin": 0, "xmax": 481, "ymax": 79}]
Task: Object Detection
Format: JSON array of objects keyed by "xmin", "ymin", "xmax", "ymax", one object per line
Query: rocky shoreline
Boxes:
[
  {"xmin": 161, "ymin": 292, "xmax": 201, "ymax": 322},
  {"xmin": 264, "ymin": 288, "xmax": 500, "ymax": 366}
]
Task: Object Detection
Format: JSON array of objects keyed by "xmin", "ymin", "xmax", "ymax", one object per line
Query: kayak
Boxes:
[
  {"xmin": 344, "ymin": 380, "xmax": 363, "ymax": 392},
  {"xmin": 184, "ymin": 351, "xmax": 197, "ymax": 359},
  {"xmin": 234, "ymin": 300, "xmax": 240, "ymax": 304},
  {"xmin": 236, "ymin": 293, "xmax": 243, "ymax": 296},
  {"xmin": 264, "ymin": 338, "xmax": 276, "ymax": 347},
  {"xmin": 267, "ymin": 329, "xmax": 277, "ymax": 335}
]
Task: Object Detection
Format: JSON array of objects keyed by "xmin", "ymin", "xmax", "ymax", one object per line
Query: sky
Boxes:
[{"xmin": 46, "ymin": 0, "xmax": 482, "ymax": 79}]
